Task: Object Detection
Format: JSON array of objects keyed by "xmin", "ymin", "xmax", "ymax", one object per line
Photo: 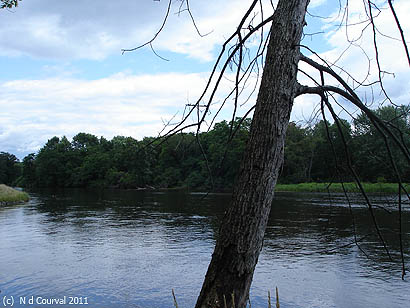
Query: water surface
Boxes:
[{"xmin": 0, "ymin": 189, "xmax": 409, "ymax": 308}]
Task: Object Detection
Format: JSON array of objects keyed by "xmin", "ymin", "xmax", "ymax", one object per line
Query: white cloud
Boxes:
[
  {"xmin": 0, "ymin": 0, "xmax": 258, "ymax": 62},
  {"xmin": 152, "ymin": 0, "xmax": 258, "ymax": 62},
  {"xmin": 0, "ymin": 72, "xmax": 211, "ymax": 158}
]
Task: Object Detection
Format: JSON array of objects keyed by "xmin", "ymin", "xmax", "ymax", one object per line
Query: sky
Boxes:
[{"xmin": 0, "ymin": 0, "xmax": 409, "ymax": 159}]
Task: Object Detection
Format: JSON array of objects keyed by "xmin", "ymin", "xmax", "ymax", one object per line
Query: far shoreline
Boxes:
[
  {"xmin": 274, "ymin": 182, "xmax": 409, "ymax": 194},
  {"xmin": 112, "ymin": 182, "xmax": 410, "ymax": 194},
  {"xmin": 21, "ymin": 182, "xmax": 409, "ymax": 195}
]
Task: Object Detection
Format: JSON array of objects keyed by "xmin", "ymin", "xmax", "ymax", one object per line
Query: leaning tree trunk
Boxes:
[{"xmin": 195, "ymin": 1, "xmax": 309, "ymax": 308}]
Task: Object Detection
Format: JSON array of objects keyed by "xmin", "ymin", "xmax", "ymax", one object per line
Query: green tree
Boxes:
[
  {"xmin": 308, "ymin": 119, "xmax": 353, "ymax": 182},
  {"xmin": 75, "ymin": 151, "xmax": 112, "ymax": 187},
  {"xmin": 22, "ymin": 153, "xmax": 36, "ymax": 187},
  {"xmin": 110, "ymin": 136, "xmax": 152, "ymax": 188},
  {"xmin": 72, "ymin": 133, "xmax": 100, "ymax": 151},
  {"xmin": 35, "ymin": 136, "xmax": 76, "ymax": 187},
  {"xmin": 204, "ymin": 118, "xmax": 250, "ymax": 190},
  {"xmin": 281, "ymin": 122, "xmax": 316, "ymax": 183},
  {"xmin": 154, "ymin": 133, "xmax": 200, "ymax": 188},
  {"xmin": 353, "ymin": 105, "xmax": 410, "ymax": 182},
  {"xmin": 0, "ymin": 152, "xmax": 20, "ymax": 185}
]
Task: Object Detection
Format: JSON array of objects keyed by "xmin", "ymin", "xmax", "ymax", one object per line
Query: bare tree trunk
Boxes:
[{"xmin": 195, "ymin": 1, "xmax": 309, "ymax": 308}]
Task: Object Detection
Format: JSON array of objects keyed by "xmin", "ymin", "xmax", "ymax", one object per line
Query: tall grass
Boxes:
[
  {"xmin": 0, "ymin": 184, "xmax": 29, "ymax": 204},
  {"xmin": 275, "ymin": 182, "xmax": 409, "ymax": 193}
]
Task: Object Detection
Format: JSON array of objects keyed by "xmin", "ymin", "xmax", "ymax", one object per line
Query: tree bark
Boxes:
[{"xmin": 195, "ymin": 1, "xmax": 309, "ymax": 308}]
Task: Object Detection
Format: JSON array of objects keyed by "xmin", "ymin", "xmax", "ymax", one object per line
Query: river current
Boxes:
[{"xmin": 0, "ymin": 189, "xmax": 409, "ymax": 308}]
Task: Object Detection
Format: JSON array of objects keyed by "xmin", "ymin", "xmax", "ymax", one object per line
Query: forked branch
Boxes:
[{"xmin": 296, "ymin": 54, "xmax": 409, "ymax": 278}]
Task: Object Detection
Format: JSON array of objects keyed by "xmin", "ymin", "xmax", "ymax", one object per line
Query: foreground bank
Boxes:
[{"xmin": 0, "ymin": 184, "xmax": 29, "ymax": 205}]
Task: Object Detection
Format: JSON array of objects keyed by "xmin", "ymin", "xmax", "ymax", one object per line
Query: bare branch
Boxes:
[
  {"xmin": 366, "ymin": 1, "xmax": 394, "ymax": 106},
  {"xmin": 177, "ymin": 0, "xmax": 213, "ymax": 37},
  {"xmin": 121, "ymin": 0, "xmax": 172, "ymax": 59},
  {"xmin": 299, "ymin": 55, "xmax": 410, "ymax": 164},
  {"xmin": 387, "ymin": 0, "xmax": 410, "ymax": 67}
]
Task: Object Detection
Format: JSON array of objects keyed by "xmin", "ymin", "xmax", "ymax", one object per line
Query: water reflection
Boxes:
[{"xmin": 0, "ymin": 189, "xmax": 409, "ymax": 308}]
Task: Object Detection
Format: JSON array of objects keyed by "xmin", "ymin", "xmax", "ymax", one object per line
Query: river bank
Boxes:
[
  {"xmin": 0, "ymin": 184, "xmax": 29, "ymax": 205},
  {"xmin": 275, "ymin": 182, "xmax": 409, "ymax": 193},
  {"xmin": 159, "ymin": 182, "xmax": 409, "ymax": 194},
  {"xmin": 110, "ymin": 182, "xmax": 410, "ymax": 194}
]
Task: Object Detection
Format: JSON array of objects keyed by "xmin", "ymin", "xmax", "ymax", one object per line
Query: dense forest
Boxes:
[{"xmin": 1, "ymin": 105, "xmax": 409, "ymax": 190}]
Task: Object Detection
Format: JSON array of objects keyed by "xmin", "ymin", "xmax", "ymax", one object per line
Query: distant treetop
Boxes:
[{"xmin": 1, "ymin": 0, "xmax": 20, "ymax": 9}]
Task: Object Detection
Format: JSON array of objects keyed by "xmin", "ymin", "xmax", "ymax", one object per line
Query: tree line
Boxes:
[{"xmin": 1, "ymin": 105, "xmax": 409, "ymax": 190}]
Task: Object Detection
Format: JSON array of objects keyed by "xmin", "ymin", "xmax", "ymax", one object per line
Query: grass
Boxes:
[
  {"xmin": 275, "ymin": 182, "xmax": 410, "ymax": 194},
  {"xmin": 0, "ymin": 184, "xmax": 29, "ymax": 205}
]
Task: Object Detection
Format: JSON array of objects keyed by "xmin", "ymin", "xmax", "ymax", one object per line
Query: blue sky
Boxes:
[{"xmin": 1, "ymin": 0, "xmax": 409, "ymax": 159}]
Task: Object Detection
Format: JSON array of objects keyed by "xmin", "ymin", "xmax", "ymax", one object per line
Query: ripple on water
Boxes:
[{"xmin": 1, "ymin": 190, "xmax": 409, "ymax": 308}]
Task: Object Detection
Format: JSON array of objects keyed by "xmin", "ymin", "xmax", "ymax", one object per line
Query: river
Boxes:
[{"xmin": 0, "ymin": 189, "xmax": 409, "ymax": 308}]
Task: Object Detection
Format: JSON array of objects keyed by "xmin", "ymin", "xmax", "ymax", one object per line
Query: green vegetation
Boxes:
[
  {"xmin": 2, "ymin": 105, "xmax": 409, "ymax": 192},
  {"xmin": 0, "ymin": 184, "xmax": 29, "ymax": 205},
  {"xmin": 0, "ymin": 152, "xmax": 21, "ymax": 186},
  {"xmin": 275, "ymin": 182, "xmax": 410, "ymax": 193}
]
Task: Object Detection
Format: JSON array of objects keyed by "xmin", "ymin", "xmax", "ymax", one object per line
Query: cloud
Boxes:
[
  {"xmin": 151, "ymin": 0, "xmax": 258, "ymax": 62},
  {"xmin": 0, "ymin": 67, "xmax": 260, "ymax": 159},
  {"xmin": 0, "ymin": 0, "xmax": 256, "ymax": 62},
  {"xmin": 0, "ymin": 72, "xmax": 214, "ymax": 158}
]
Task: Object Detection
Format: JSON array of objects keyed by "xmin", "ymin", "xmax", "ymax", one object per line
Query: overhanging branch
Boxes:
[{"xmin": 298, "ymin": 55, "xmax": 410, "ymax": 164}]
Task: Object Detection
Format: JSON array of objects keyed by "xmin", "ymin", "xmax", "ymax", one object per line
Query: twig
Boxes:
[{"xmin": 172, "ymin": 289, "xmax": 179, "ymax": 308}]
